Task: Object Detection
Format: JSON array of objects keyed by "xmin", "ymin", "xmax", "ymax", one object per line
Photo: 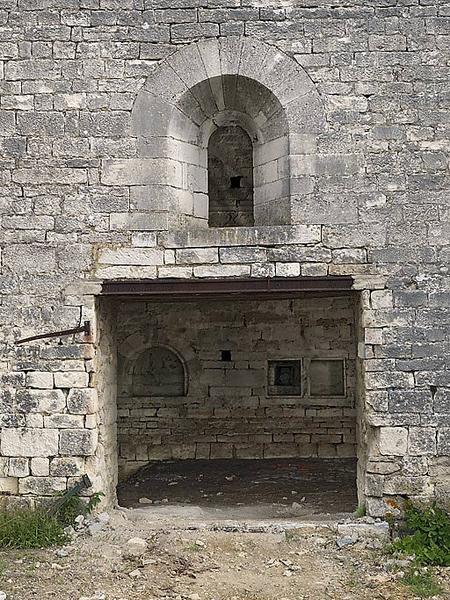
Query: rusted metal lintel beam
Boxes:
[
  {"xmin": 101, "ymin": 277, "xmax": 354, "ymax": 298},
  {"xmin": 16, "ymin": 321, "xmax": 92, "ymax": 345}
]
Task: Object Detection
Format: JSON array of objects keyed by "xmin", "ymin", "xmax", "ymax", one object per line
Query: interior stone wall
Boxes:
[
  {"xmin": 208, "ymin": 125, "xmax": 255, "ymax": 227},
  {"xmin": 116, "ymin": 295, "xmax": 357, "ymax": 479}
]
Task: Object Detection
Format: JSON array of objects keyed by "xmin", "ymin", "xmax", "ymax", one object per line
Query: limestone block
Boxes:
[
  {"xmin": 159, "ymin": 225, "xmax": 321, "ymax": 248},
  {"xmin": 219, "ymin": 247, "xmax": 267, "ymax": 263},
  {"xmin": 30, "ymin": 458, "xmax": 50, "ymax": 476},
  {"xmin": 434, "ymin": 389, "xmax": 450, "ymax": 414},
  {"xmin": 292, "ymin": 194, "xmax": 358, "ymax": 225},
  {"xmin": 158, "ymin": 266, "xmax": 193, "ymax": 278},
  {"xmin": 23, "ymin": 390, "xmax": 66, "ymax": 414},
  {"xmin": 251, "ymin": 263, "xmax": 276, "ymax": 277},
  {"xmin": 275, "ymin": 262, "xmax": 300, "ymax": 276},
  {"xmin": 59, "ymin": 429, "xmax": 98, "ymax": 456},
  {"xmin": 0, "ymin": 477, "xmax": 18, "ymax": 494},
  {"xmin": 50, "ymin": 457, "xmax": 84, "ymax": 477},
  {"xmin": 301, "ymin": 263, "xmax": 328, "ymax": 276},
  {"xmin": 378, "ymin": 427, "xmax": 408, "ymax": 457},
  {"xmin": 97, "ymin": 247, "xmax": 164, "ymax": 266},
  {"xmin": 67, "ymin": 388, "xmax": 98, "ymax": 415},
  {"xmin": 383, "ymin": 476, "xmax": 429, "ymax": 496},
  {"xmin": 85, "ymin": 414, "xmax": 97, "ymax": 429},
  {"xmin": 366, "ymin": 371, "xmax": 414, "ymax": 390},
  {"xmin": 0, "ymin": 458, "xmax": 8, "ymax": 477},
  {"xmin": 291, "ymin": 154, "xmax": 364, "ymax": 176},
  {"xmin": 95, "ymin": 265, "xmax": 158, "ymax": 279},
  {"xmin": 3, "ymin": 245, "xmax": 56, "ymax": 274},
  {"xmin": 26, "ymin": 371, "xmax": 54, "ymax": 389},
  {"xmin": 389, "ymin": 390, "xmax": 432, "ymax": 414},
  {"xmin": 371, "ymin": 290, "xmax": 393, "ymax": 309},
  {"xmin": 408, "ymin": 427, "xmax": 436, "ymax": 456},
  {"xmin": 365, "ymin": 328, "xmax": 383, "ymax": 345},
  {"xmin": 176, "ymin": 248, "xmax": 218, "ymax": 264},
  {"xmin": 54, "ymin": 371, "xmax": 89, "ymax": 389},
  {"xmin": 332, "ymin": 248, "xmax": 367, "ymax": 264},
  {"xmin": 110, "ymin": 213, "xmax": 171, "ymax": 231},
  {"xmin": 26, "ymin": 414, "xmax": 44, "ymax": 428},
  {"xmin": 131, "ymin": 232, "xmax": 157, "ymax": 247},
  {"xmin": 101, "ymin": 158, "xmax": 182, "ymax": 186},
  {"xmin": 8, "ymin": 457, "xmax": 29, "ymax": 478},
  {"xmin": 164, "ymin": 250, "xmax": 175, "ymax": 264},
  {"xmin": 1, "ymin": 428, "xmax": 59, "ymax": 457},
  {"xmin": 437, "ymin": 429, "xmax": 450, "ymax": 456},
  {"xmin": 193, "ymin": 264, "xmax": 250, "ymax": 278},
  {"xmin": 44, "ymin": 414, "xmax": 84, "ymax": 429},
  {"xmin": 19, "ymin": 477, "xmax": 66, "ymax": 495},
  {"xmin": 13, "ymin": 167, "xmax": 87, "ymax": 185}
]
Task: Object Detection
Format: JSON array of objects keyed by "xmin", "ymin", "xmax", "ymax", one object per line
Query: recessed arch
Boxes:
[
  {"xmin": 131, "ymin": 345, "xmax": 187, "ymax": 398},
  {"xmin": 125, "ymin": 36, "xmax": 326, "ymax": 229}
]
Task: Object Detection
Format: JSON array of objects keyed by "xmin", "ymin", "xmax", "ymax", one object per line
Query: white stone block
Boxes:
[
  {"xmin": 371, "ymin": 290, "xmax": 393, "ymax": 309},
  {"xmin": 365, "ymin": 328, "xmax": 383, "ymax": 345},
  {"xmin": 8, "ymin": 457, "xmax": 29, "ymax": 478},
  {"xmin": 0, "ymin": 477, "xmax": 18, "ymax": 494},
  {"xmin": 95, "ymin": 265, "xmax": 158, "ymax": 279},
  {"xmin": 67, "ymin": 388, "xmax": 98, "ymax": 414},
  {"xmin": 378, "ymin": 427, "xmax": 408, "ymax": 457},
  {"xmin": 54, "ymin": 371, "xmax": 89, "ymax": 388},
  {"xmin": 97, "ymin": 247, "xmax": 164, "ymax": 266},
  {"xmin": 26, "ymin": 371, "xmax": 54, "ymax": 389},
  {"xmin": 176, "ymin": 248, "xmax": 218, "ymax": 264},
  {"xmin": 193, "ymin": 264, "xmax": 250, "ymax": 278},
  {"xmin": 30, "ymin": 457, "xmax": 50, "ymax": 476},
  {"xmin": 1, "ymin": 428, "xmax": 59, "ymax": 457},
  {"xmin": 275, "ymin": 262, "xmax": 300, "ymax": 277}
]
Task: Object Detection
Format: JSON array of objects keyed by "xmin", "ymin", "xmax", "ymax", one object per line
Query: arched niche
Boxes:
[
  {"xmin": 120, "ymin": 36, "xmax": 326, "ymax": 229},
  {"xmin": 121, "ymin": 345, "xmax": 187, "ymax": 398},
  {"xmin": 208, "ymin": 124, "xmax": 254, "ymax": 227}
]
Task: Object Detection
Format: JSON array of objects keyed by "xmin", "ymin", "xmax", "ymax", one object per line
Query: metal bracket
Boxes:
[{"xmin": 16, "ymin": 320, "xmax": 92, "ymax": 345}]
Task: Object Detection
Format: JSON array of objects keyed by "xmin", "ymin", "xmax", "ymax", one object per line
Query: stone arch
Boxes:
[
  {"xmin": 126, "ymin": 36, "xmax": 326, "ymax": 228},
  {"xmin": 119, "ymin": 345, "xmax": 188, "ymax": 398}
]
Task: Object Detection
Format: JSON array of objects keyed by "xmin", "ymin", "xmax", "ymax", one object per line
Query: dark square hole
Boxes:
[
  {"xmin": 221, "ymin": 350, "xmax": 232, "ymax": 362},
  {"xmin": 268, "ymin": 360, "xmax": 302, "ymax": 396},
  {"xmin": 230, "ymin": 176, "xmax": 242, "ymax": 189}
]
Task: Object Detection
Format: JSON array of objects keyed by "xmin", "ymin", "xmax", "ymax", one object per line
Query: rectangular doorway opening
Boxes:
[{"xmin": 99, "ymin": 279, "xmax": 361, "ymax": 523}]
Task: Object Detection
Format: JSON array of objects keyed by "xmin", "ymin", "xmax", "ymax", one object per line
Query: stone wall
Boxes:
[
  {"xmin": 208, "ymin": 125, "xmax": 254, "ymax": 227},
  {"xmin": 116, "ymin": 295, "xmax": 357, "ymax": 478},
  {"xmin": 0, "ymin": 0, "xmax": 449, "ymax": 516}
]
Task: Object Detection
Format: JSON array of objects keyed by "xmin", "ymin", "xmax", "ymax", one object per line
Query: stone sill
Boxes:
[{"xmin": 159, "ymin": 225, "xmax": 321, "ymax": 248}]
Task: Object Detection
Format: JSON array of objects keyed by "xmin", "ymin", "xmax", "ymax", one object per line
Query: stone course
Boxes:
[{"xmin": 0, "ymin": 0, "xmax": 448, "ymax": 515}]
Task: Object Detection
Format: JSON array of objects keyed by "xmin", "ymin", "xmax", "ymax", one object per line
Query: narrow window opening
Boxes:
[
  {"xmin": 208, "ymin": 125, "xmax": 254, "ymax": 228},
  {"xmin": 221, "ymin": 350, "xmax": 232, "ymax": 362}
]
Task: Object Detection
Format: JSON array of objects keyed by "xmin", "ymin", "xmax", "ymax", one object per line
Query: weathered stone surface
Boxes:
[
  {"xmin": 378, "ymin": 427, "xmax": 408, "ymax": 457},
  {"xmin": 50, "ymin": 457, "xmax": 84, "ymax": 476},
  {"xmin": 1, "ymin": 428, "xmax": 59, "ymax": 458},
  {"xmin": 0, "ymin": 7, "xmax": 448, "ymax": 517},
  {"xmin": 19, "ymin": 476, "xmax": 66, "ymax": 495},
  {"xmin": 67, "ymin": 388, "xmax": 98, "ymax": 415},
  {"xmin": 54, "ymin": 372, "xmax": 89, "ymax": 389},
  {"xmin": 59, "ymin": 429, "xmax": 98, "ymax": 456}
]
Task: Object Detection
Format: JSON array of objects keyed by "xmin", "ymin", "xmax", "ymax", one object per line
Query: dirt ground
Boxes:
[
  {"xmin": 1, "ymin": 509, "xmax": 450, "ymax": 600},
  {"xmin": 117, "ymin": 458, "xmax": 357, "ymax": 520}
]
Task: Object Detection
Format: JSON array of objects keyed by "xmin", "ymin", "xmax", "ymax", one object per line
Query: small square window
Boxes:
[
  {"xmin": 268, "ymin": 360, "xmax": 302, "ymax": 396},
  {"xmin": 310, "ymin": 359, "xmax": 345, "ymax": 397}
]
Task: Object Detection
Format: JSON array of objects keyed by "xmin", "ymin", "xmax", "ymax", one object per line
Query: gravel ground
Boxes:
[{"xmin": 0, "ymin": 510, "xmax": 449, "ymax": 600}]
